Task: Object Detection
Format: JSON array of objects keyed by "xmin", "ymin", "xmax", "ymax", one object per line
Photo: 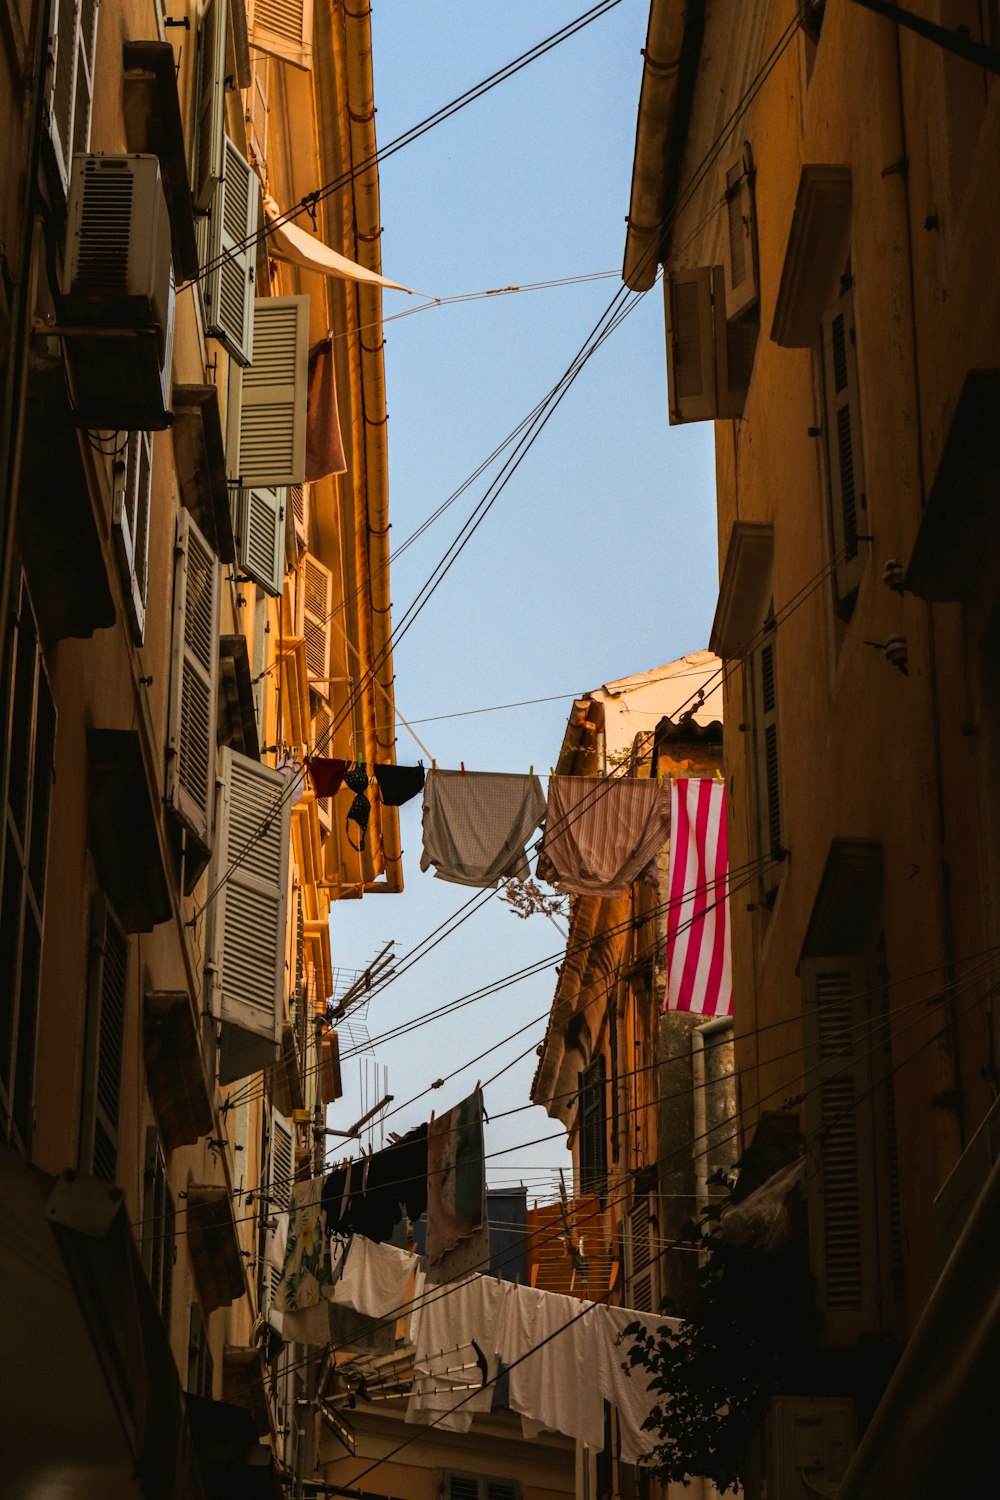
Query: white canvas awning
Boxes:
[{"xmin": 264, "ymin": 195, "xmax": 412, "ymax": 293}]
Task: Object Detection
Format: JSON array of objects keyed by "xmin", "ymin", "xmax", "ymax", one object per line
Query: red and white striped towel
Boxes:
[{"xmin": 664, "ymin": 778, "xmax": 732, "ymax": 1017}]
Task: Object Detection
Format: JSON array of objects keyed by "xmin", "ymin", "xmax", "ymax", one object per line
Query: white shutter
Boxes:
[
  {"xmin": 249, "ymin": 0, "xmax": 313, "ymax": 70},
  {"xmin": 270, "ymin": 1108, "xmax": 294, "ymax": 1213},
  {"xmin": 203, "ymin": 137, "xmax": 259, "ymax": 366},
  {"xmin": 234, "ymin": 485, "xmax": 286, "ymax": 597},
  {"xmin": 208, "ymin": 747, "xmax": 290, "ymax": 1053},
  {"xmin": 665, "ymin": 266, "xmax": 718, "ymax": 424},
  {"xmin": 192, "ymin": 0, "xmax": 228, "ymax": 212},
  {"xmin": 113, "ymin": 431, "xmax": 153, "ymax": 644},
  {"xmin": 820, "ymin": 288, "xmax": 867, "ymax": 607},
  {"xmin": 312, "ymin": 697, "xmax": 333, "ymax": 833},
  {"xmin": 238, "ymin": 296, "xmax": 309, "ymax": 487},
  {"xmin": 298, "ymin": 552, "xmax": 332, "ymax": 687},
  {"xmin": 166, "ymin": 509, "xmax": 220, "ymax": 845},
  {"xmin": 722, "ymin": 149, "xmax": 759, "ymax": 319},
  {"xmin": 47, "ymin": 0, "xmax": 99, "ymax": 194}
]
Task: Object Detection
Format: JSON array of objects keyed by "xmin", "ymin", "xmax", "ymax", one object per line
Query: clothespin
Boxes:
[
  {"xmin": 528, "ymin": 765, "xmax": 533, "ymax": 777},
  {"xmin": 431, "ymin": 758, "xmax": 437, "ymax": 770},
  {"xmin": 460, "ymin": 761, "xmax": 466, "ymax": 775},
  {"xmin": 715, "ymin": 768, "xmax": 724, "ymax": 782}
]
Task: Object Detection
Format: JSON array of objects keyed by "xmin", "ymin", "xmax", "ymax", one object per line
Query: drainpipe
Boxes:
[
  {"xmin": 338, "ymin": 1, "xmax": 402, "ymax": 891},
  {"xmin": 0, "ymin": 0, "xmax": 52, "ymax": 672},
  {"xmin": 873, "ymin": 12, "xmax": 962, "ymax": 1171}
]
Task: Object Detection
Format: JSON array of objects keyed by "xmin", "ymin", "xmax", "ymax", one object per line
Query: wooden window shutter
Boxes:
[
  {"xmin": 202, "ymin": 136, "xmax": 259, "ymax": 366},
  {"xmin": 142, "ymin": 1126, "xmax": 176, "ymax": 1323},
  {"xmin": 208, "ymin": 746, "xmax": 290, "ymax": 1056},
  {"xmin": 299, "ymin": 552, "xmax": 332, "ymax": 688},
  {"xmin": 113, "ymin": 431, "xmax": 153, "ymax": 644},
  {"xmin": 166, "ymin": 508, "xmax": 220, "ymax": 845},
  {"xmin": 192, "ymin": 0, "xmax": 228, "ymax": 212},
  {"xmin": 270, "ymin": 1108, "xmax": 294, "ymax": 1211},
  {"xmin": 233, "ymin": 484, "xmax": 286, "ymax": 596},
  {"xmin": 486, "ymin": 1484, "xmax": 520, "ymax": 1500},
  {"xmin": 754, "ymin": 634, "xmax": 783, "ymax": 869},
  {"xmin": 48, "ymin": 0, "xmax": 81, "ymax": 192},
  {"xmin": 578, "ymin": 1055, "xmax": 608, "ymax": 1197},
  {"xmin": 626, "ymin": 1193, "xmax": 656, "ymax": 1313},
  {"xmin": 79, "ymin": 892, "xmax": 128, "ymax": 1181},
  {"xmin": 249, "ymin": 0, "xmax": 313, "ymax": 70},
  {"xmin": 717, "ymin": 303, "xmax": 757, "ymax": 420},
  {"xmin": 820, "ymin": 288, "xmax": 867, "ymax": 608},
  {"xmin": 73, "ymin": 0, "xmax": 99, "ymax": 158},
  {"xmin": 238, "ymin": 295, "xmax": 309, "ymax": 488},
  {"xmin": 802, "ymin": 957, "xmax": 884, "ymax": 1345},
  {"xmin": 722, "ymin": 150, "xmax": 759, "ymax": 319},
  {"xmin": 445, "ymin": 1478, "xmax": 481, "ymax": 1500},
  {"xmin": 664, "ymin": 266, "xmax": 719, "ymax": 424}
]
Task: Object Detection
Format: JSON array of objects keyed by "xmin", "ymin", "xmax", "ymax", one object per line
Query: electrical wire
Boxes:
[{"xmin": 189, "ymin": 1, "xmax": 628, "ymax": 288}]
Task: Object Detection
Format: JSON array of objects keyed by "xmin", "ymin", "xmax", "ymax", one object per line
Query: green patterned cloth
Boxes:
[{"xmin": 275, "ymin": 1178, "xmax": 334, "ymax": 1312}]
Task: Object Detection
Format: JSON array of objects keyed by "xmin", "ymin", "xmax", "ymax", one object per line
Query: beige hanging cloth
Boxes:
[{"xmin": 264, "ymin": 195, "xmax": 413, "ymax": 293}]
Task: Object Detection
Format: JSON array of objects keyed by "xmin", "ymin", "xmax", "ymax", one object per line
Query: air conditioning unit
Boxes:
[
  {"xmin": 60, "ymin": 154, "xmax": 175, "ymax": 429},
  {"xmin": 766, "ymin": 1396, "xmax": 854, "ymax": 1500}
]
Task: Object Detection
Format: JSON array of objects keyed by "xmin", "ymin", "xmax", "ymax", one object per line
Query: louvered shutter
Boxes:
[
  {"xmin": 249, "ymin": 0, "xmax": 313, "ymax": 70},
  {"xmin": 299, "ymin": 553, "xmax": 332, "ymax": 688},
  {"xmin": 166, "ymin": 509, "xmax": 220, "ymax": 845},
  {"xmin": 233, "ymin": 484, "xmax": 286, "ymax": 596},
  {"xmin": 312, "ymin": 697, "xmax": 333, "ymax": 832},
  {"xmin": 79, "ymin": 892, "xmax": 128, "ymax": 1181},
  {"xmin": 802, "ymin": 958, "xmax": 882, "ymax": 1345},
  {"xmin": 238, "ymin": 296, "xmax": 309, "ymax": 487},
  {"xmin": 47, "ymin": 0, "xmax": 99, "ymax": 194},
  {"xmin": 717, "ymin": 308, "xmax": 756, "ymax": 420},
  {"xmin": 579, "ymin": 1055, "xmax": 608, "ymax": 1198},
  {"xmin": 202, "ymin": 137, "xmax": 259, "ymax": 366},
  {"xmin": 820, "ymin": 289, "xmax": 867, "ymax": 607},
  {"xmin": 445, "ymin": 1478, "xmax": 482, "ymax": 1500},
  {"xmin": 754, "ymin": 634, "xmax": 782, "ymax": 868},
  {"xmin": 486, "ymin": 1484, "xmax": 520, "ymax": 1500},
  {"xmin": 665, "ymin": 266, "xmax": 718, "ymax": 424},
  {"xmin": 208, "ymin": 747, "xmax": 290, "ymax": 1062},
  {"xmin": 113, "ymin": 431, "xmax": 153, "ymax": 644},
  {"xmin": 192, "ymin": 0, "xmax": 228, "ymax": 212},
  {"xmin": 722, "ymin": 150, "xmax": 759, "ymax": 318},
  {"xmin": 267, "ymin": 1109, "xmax": 294, "ymax": 1304},
  {"xmin": 626, "ymin": 1193, "xmax": 656, "ymax": 1313}
]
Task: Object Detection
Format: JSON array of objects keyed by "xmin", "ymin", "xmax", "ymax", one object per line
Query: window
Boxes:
[
  {"xmin": 443, "ymin": 1476, "xmax": 520, "ymax": 1500},
  {"xmin": 801, "ymin": 953, "xmax": 904, "ymax": 1344},
  {"xmin": 0, "ymin": 575, "xmax": 56, "ymax": 1152},
  {"xmin": 47, "ymin": 0, "xmax": 99, "ymax": 194},
  {"xmin": 750, "ymin": 623, "xmax": 784, "ymax": 903},
  {"xmin": 187, "ymin": 1302, "xmax": 214, "ymax": 1397},
  {"xmin": 208, "ymin": 747, "xmax": 291, "ymax": 1084},
  {"xmin": 664, "ymin": 149, "xmax": 759, "ymax": 425},
  {"xmin": 818, "ymin": 286, "xmax": 867, "ymax": 613},
  {"xmin": 142, "ymin": 1125, "xmax": 176, "ymax": 1329},
  {"xmin": 112, "ymin": 431, "xmax": 153, "ymax": 645},
  {"xmin": 166, "ymin": 507, "xmax": 220, "ymax": 847},
  {"xmin": 79, "ymin": 892, "xmax": 128, "ymax": 1180},
  {"xmin": 201, "ymin": 136, "xmax": 259, "ymax": 365},
  {"xmin": 579, "ymin": 1054, "xmax": 608, "ymax": 1198}
]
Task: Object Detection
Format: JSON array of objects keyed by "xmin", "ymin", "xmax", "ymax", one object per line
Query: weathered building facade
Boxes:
[
  {"xmin": 625, "ymin": 0, "xmax": 1000, "ymax": 1493},
  {"xmin": 0, "ymin": 0, "xmax": 402, "ymax": 1490}
]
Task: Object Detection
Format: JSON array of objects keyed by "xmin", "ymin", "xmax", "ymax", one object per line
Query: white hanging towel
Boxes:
[
  {"xmin": 331, "ymin": 1235, "xmax": 418, "ymax": 1320},
  {"xmin": 264, "ymin": 195, "xmax": 413, "ymax": 293},
  {"xmin": 536, "ymin": 774, "xmax": 670, "ymax": 896},
  {"xmin": 420, "ymin": 770, "xmax": 545, "ymax": 887},
  {"xmin": 596, "ymin": 1304, "xmax": 682, "ymax": 1463},
  {"xmin": 406, "ymin": 1273, "xmax": 505, "ymax": 1433},
  {"xmin": 493, "ymin": 1282, "xmax": 605, "ymax": 1450}
]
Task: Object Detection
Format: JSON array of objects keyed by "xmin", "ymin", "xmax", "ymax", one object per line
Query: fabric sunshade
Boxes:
[{"xmin": 264, "ymin": 195, "xmax": 412, "ymax": 292}]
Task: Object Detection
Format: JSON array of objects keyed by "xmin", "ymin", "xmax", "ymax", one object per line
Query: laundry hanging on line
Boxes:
[
  {"xmin": 420, "ymin": 769, "xmax": 545, "ymax": 887},
  {"xmin": 426, "ymin": 1086, "xmax": 486, "ymax": 1268},
  {"xmin": 308, "ymin": 756, "xmax": 347, "ymax": 797},
  {"xmin": 663, "ymin": 777, "xmax": 732, "ymax": 1018},
  {"xmin": 536, "ymin": 773, "xmax": 671, "ymax": 896},
  {"xmin": 373, "ymin": 761, "xmax": 425, "ymax": 808},
  {"xmin": 331, "ymin": 1233, "xmax": 681, "ymax": 1457},
  {"xmin": 321, "ymin": 1123, "xmax": 429, "ymax": 1243}
]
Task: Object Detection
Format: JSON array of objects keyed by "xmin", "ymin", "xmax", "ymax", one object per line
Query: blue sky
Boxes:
[{"xmin": 327, "ymin": 0, "xmax": 718, "ymax": 1198}]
